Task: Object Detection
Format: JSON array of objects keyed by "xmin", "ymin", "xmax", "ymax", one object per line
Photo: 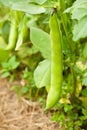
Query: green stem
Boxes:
[
  {"xmin": 71, "ymin": 68, "xmax": 77, "ymax": 96},
  {"xmin": 59, "ymin": 0, "xmax": 66, "ymax": 12},
  {"xmin": 70, "ymin": 68, "xmax": 81, "ymax": 104},
  {"xmin": 61, "ymin": 15, "xmax": 71, "ymax": 47},
  {"xmin": 59, "ymin": 0, "xmax": 75, "ymax": 60},
  {"xmin": 59, "ymin": 0, "xmax": 80, "ymax": 105}
]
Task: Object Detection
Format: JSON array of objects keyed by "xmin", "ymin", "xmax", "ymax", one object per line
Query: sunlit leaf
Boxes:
[
  {"xmin": 29, "ymin": 0, "xmax": 47, "ymax": 4},
  {"xmin": 65, "ymin": 0, "xmax": 87, "ymax": 20},
  {"xmin": 34, "ymin": 60, "xmax": 51, "ymax": 88},
  {"xmin": 30, "ymin": 27, "xmax": 51, "ymax": 59},
  {"xmin": 0, "ymin": 0, "xmax": 46, "ymax": 14},
  {"xmin": 72, "ymin": 16, "xmax": 87, "ymax": 41}
]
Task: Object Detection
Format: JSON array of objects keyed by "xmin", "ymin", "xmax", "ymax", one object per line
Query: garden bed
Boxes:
[{"xmin": 0, "ymin": 77, "xmax": 60, "ymax": 130}]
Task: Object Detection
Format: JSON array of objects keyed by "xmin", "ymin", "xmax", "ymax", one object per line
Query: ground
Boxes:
[{"xmin": 0, "ymin": 76, "xmax": 61, "ymax": 130}]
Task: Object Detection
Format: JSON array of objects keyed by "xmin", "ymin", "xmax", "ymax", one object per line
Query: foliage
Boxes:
[
  {"xmin": 1, "ymin": 55, "xmax": 20, "ymax": 79},
  {"xmin": 65, "ymin": 0, "xmax": 87, "ymax": 41},
  {"xmin": 0, "ymin": 0, "xmax": 46, "ymax": 14}
]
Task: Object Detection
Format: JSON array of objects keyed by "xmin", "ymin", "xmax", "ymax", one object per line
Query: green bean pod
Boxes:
[
  {"xmin": 15, "ymin": 15, "xmax": 28, "ymax": 50},
  {"xmin": 46, "ymin": 10, "xmax": 63, "ymax": 109},
  {"xmin": 6, "ymin": 11, "xmax": 18, "ymax": 50}
]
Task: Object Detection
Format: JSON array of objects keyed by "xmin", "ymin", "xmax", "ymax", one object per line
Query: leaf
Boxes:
[
  {"xmin": 1, "ymin": 71, "xmax": 10, "ymax": 78},
  {"xmin": 82, "ymin": 108, "xmax": 87, "ymax": 117},
  {"xmin": 72, "ymin": 16, "xmax": 87, "ymax": 41},
  {"xmin": 30, "ymin": 27, "xmax": 51, "ymax": 59},
  {"xmin": 0, "ymin": 0, "xmax": 45, "ymax": 14},
  {"xmin": 71, "ymin": 8, "xmax": 87, "ymax": 20},
  {"xmin": 34, "ymin": 60, "xmax": 51, "ymax": 88},
  {"xmin": 82, "ymin": 76, "xmax": 87, "ymax": 86},
  {"xmin": 73, "ymin": 0, "xmax": 87, "ymax": 6},
  {"xmin": 21, "ymin": 86, "xmax": 29, "ymax": 94},
  {"xmin": 65, "ymin": 0, "xmax": 87, "ymax": 20},
  {"xmin": 8, "ymin": 56, "xmax": 20, "ymax": 69},
  {"xmin": 29, "ymin": 0, "xmax": 47, "ymax": 4},
  {"xmin": 81, "ymin": 88, "xmax": 87, "ymax": 97},
  {"xmin": 1, "ymin": 56, "xmax": 20, "ymax": 71},
  {"xmin": 12, "ymin": 3, "xmax": 45, "ymax": 14}
]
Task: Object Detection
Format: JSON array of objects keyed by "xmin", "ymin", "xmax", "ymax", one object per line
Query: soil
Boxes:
[{"xmin": 0, "ymin": 76, "xmax": 61, "ymax": 130}]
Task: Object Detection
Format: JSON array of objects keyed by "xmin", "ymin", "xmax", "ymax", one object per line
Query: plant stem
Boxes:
[{"xmin": 59, "ymin": 0, "xmax": 74, "ymax": 53}]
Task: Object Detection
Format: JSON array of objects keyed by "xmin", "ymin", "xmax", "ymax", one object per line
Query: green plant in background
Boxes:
[
  {"xmin": 5, "ymin": 10, "xmax": 18, "ymax": 50},
  {"xmin": 1, "ymin": 55, "xmax": 20, "ymax": 79},
  {"xmin": 22, "ymin": 67, "xmax": 35, "ymax": 99}
]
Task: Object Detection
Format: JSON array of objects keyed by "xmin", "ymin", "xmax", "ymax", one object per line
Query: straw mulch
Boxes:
[{"xmin": 0, "ymin": 77, "xmax": 61, "ymax": 130}]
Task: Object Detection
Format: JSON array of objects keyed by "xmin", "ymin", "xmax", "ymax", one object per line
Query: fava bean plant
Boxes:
[{"xmin": 0, "ymin": 0, "xmax": 87, "ymax": 129}]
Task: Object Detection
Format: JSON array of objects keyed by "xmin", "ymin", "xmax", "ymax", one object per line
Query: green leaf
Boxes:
[
  {"xmin": 81, "ymin": 88, "xmax": 87, "ymax": 97},
  {"xmin": 1, "ymin": 56, "xmax": 20, "ymax": 71},
  {"xmin": 8, "ymin": 56, "xmax": 20, "ymax": 69},
  {"xmin": 21, "ymin": 86, "xmax": 29, "ymax": 94},
  {"xmin": 34, "ymin": 60, "xmax": 51, "ymax": 88},
  {"xmin": 12, "ymin": 3, "xmax": 45, "ymax": 14},
  {"xmin": 29, "ymin": 0, "xmax": 47, "ymax": 4},
  {"xmin": 65, "ymin": 0, "xmax": 87, "ymax": 20},
  {"xmin": 73, "ymin": 0, "xmax": 87, "ymax": 7},
  {"xmin": 72, "ymin": 16, "xmax": 87, "ymax": 41},
  {"xmin": 0, "ymin": 0, "xmax": 45, "ymax": 14},
  {"xmin": 71, "ymin": 8, "xmax": 87, "ymax": 20},
  {"xmin": 82, "ymin": 76, "xmax": 87, "ymax": 86},
  {"xmin": 1, "ymin": 71, "xmax": 10, "ymax": 78},
  {"xmin": 30, "ymin": 27, "xmax": 51, "ymax": 59},
  {"xmin": 23, "ymin": 68, "xmax": 30, "ymax": 79},
  {"xmin": 82, "ymin": 108, "xmax": 87, "ymax": 117}
]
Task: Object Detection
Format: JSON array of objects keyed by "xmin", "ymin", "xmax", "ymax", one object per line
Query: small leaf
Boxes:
[
  {"xmin": 1, "ymin": 56, "xmax": 20, "ymax": 71},
  {"xmin": 23, "ymin": 68, "xmax": 30, "ymax": 79},
  {"xmin": 21, "ymin": 86, "xmax": 29, "ymax": 94},
  {"xmin": 34, "ymin": 60, "xmax": 51, "ymax": 88},
  {"xmin": 1, "ymin": 71, "xmax": 10, "ymax": 78},
  {"xmin": 81, "ymin": 88, "xmax": 87, "ymax": 97},
  {"xmin": 82, "ymin": 76, "xmax": 87, "ymax": 86},
  {"xmin": 82, "ymin": 108, "xmax": 87, "ymax": 117},
  {"xmin": 8, "ymin": 56, "xmax": 20, "ymax": 69},
  {"xmin": 30, "ymin": 27, "xmax": 51, "ymax": 59}
]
